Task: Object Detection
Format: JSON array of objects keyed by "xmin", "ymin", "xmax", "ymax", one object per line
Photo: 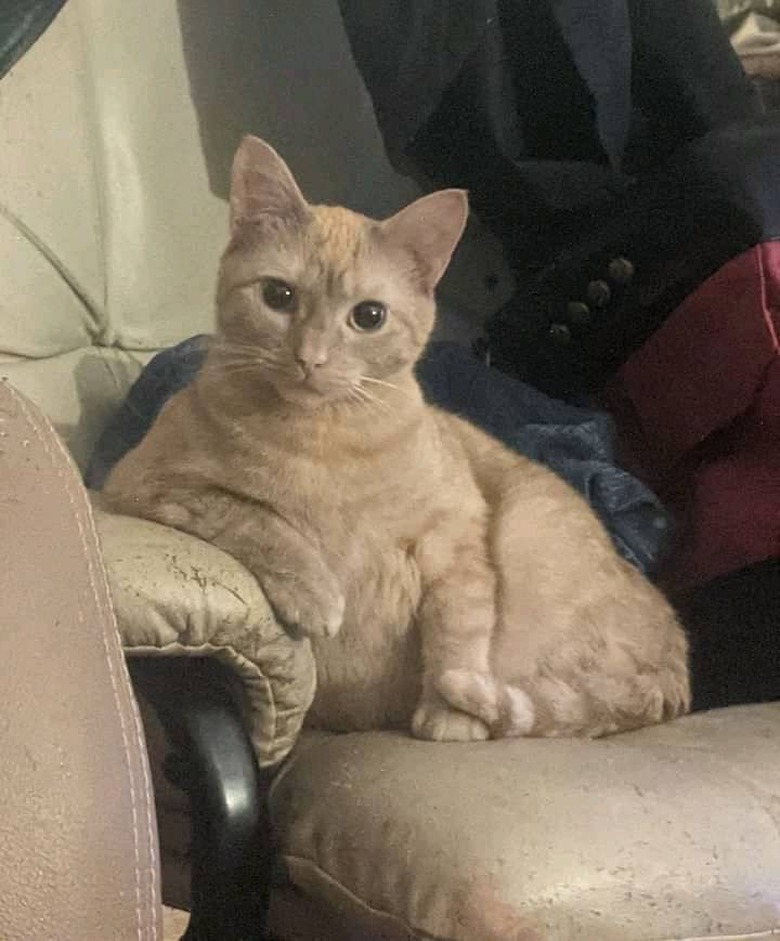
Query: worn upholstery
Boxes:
[
  {"xmin": 2, "ymin": 2, "xmax": 779, "ymax": 939},
  {"xmin": 267, "ymin": 712, "xmax": 780, "ymax": 941},
  {"xmin": 0, "ymin": 381, "xmax": 161, "ymax": 940},
  {"xmin": 94, "ymin": 503, "xmax": 316, "ymax": 768}
]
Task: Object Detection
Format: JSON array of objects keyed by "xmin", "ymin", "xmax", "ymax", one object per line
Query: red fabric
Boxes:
[{"xmin": 603, "ymin": 242, "xmax": 780, "ymax": 591}]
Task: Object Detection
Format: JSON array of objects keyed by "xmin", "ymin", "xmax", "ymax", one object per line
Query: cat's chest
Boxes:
[
  {"xmin": 264, "ymin": 446, "xmax": 430, "ymax": 590},
  {"xmin": 241, "ymin": 437, "xmax": 443, "ymax": 542}
]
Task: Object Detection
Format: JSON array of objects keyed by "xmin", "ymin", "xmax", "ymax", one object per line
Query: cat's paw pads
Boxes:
[
  {"xmin": 436, "ymin": 669, "xmax": 535, "ymax": 738},
  {"xmin": 261, "ymin": 577, "xmax": 345, "ymax": 639},
  {"xmin": 411, "ymin": 699, "xmax": 490, "ymax": 743}
]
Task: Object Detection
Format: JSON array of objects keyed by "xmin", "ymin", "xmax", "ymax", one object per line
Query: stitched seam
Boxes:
[
  {"xmin": 8, "ymin": 386, "xmax": 158, "ymax": 939},
  {"xmin": 10, "ymin": 387, "xmax": 152, "ymax": 939},
  {"xmin": 92, "ymin": 543, "xmax": 161, "ymax": 939}
]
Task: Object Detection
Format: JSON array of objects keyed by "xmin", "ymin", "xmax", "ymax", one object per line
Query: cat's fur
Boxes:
[{"xmin": 103, "ymin": 136, "xmax": 690, "ymax": 741}]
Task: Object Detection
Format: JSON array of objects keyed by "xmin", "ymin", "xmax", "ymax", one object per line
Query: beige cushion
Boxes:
[
  {"xmin": 0, "ymin": 0, "xmax": 219, "ymax": 465},
  {"xmin": 93, "ymin": 504, "xmax": 316, "ymax": 769},
  {"xmin": 268, "ymin": 706, "xmax": 780, "ymax": 941}
]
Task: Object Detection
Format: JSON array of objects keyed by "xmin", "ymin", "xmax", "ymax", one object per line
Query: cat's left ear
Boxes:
[
  {"xmin": 380, "ymin": 189, "xmax": 469, "ymax": 292},
  {"xmin": 229, "ymin": 135, "xmax": 309, "ymax": 233}
]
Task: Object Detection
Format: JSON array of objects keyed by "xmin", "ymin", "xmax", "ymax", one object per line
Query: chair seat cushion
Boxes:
[
  {"xmin": 267, "ymin": 705, "xmax": 780, "ymax": 941},
  {"xmin": 92, "ymin": 500, "xmax": 316, "ymax": 768}
]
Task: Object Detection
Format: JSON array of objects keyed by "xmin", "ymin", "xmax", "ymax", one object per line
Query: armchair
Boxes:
[{"xmin": 2, "ymin": 2, "xmax": 779, "ymax": 939}]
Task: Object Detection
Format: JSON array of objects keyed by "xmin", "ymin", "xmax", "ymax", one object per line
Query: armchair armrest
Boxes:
[
  {"xmin": 92, "ymin": 500, "xmax": 317, "ymax": 769},
  {"xmin": 92, "ymin": 500, "xmax": 317, "ymax": 939}
]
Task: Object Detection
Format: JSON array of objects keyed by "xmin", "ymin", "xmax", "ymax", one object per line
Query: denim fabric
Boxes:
[{"xmin": 87, "ymin": 336, "xmax": 670, "ymax": 575}]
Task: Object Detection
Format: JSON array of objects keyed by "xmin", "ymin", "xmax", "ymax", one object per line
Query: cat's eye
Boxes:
[
  {"xmin": 262, "ymin": 278, "xmax": 298, "ymax": 313},
  {"xmin": 349, "ymin": 300, "xmax": 387, "ymax": 332}
]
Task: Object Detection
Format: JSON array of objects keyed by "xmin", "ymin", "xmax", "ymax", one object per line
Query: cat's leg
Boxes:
[
  {"xmin": 430, "ymin": 412, "xmax": 689, "ymax": 738},
  {"xmin": 435, "ymin": 668, "xmax": 535, "ymax": 738},
  {"xmin": 412, "ymin": 685, "xmax": 491, "ymax": 742},
  {"xmin": 412, "ymin": 513, "xmax": 533, "ymax": 741},
  {"xmin": 477, "ymin": 475, "xmax": 689, "ymax": 738},
  {"xmin": 140, "ymin": 490, "xmax": 345, "ymax": 640},
  {"xmin": 212, "ymin": 518, "xmax": 345, "ymax": 639}
]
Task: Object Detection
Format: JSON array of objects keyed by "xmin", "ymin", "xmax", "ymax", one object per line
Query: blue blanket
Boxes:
[{"xmin": 87, "ymin": 337, "xmax": 671, "ymax": 575}]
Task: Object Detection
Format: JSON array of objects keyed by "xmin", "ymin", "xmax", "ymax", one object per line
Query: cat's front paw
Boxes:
[
  {"xmin": 436, "ymin": 669, "xmax": 535, "ymax": 738},
  {"xmin": 259, "ymin": 573, "xmax": 345, "ymax": 639},
  {"xmin": 412, "ymin": 694, "xmax": 490, "ymax": 743}
]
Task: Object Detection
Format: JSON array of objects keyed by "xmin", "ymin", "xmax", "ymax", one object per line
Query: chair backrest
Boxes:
[
  {"xmin": 0, "ymin": 378, "xmax": 162, "ymax": 940},
  {"xmin": 0, "ymin": 0, "xmax": 422, "ymax": 468}
]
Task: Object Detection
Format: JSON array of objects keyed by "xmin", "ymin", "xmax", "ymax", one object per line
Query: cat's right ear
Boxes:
[
  {"xmin": 229, "ymin": 136, "xmax": 309, "ymax": 232},
  {"xmin": 380, "ymin": 189, "xmax": 469, "ymax": 293}
]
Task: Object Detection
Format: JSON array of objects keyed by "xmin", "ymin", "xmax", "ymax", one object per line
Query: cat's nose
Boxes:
[
  {"xmin": 295, "ymin": 353, "xmax": 328, "ymax": 377},
  {"xmin": 295, "ymin": 331, "xmax": 330, "ymax": 377}
]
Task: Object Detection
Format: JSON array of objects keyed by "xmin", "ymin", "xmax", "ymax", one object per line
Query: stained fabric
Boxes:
[{"xmin": 86, "ymin": 336, "xmax": 671, "ymax": 576}]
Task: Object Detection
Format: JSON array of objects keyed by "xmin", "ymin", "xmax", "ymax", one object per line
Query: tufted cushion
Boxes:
[{"xmin": 0, "ymin": 0, "xmax": 222, "ymax": 466}]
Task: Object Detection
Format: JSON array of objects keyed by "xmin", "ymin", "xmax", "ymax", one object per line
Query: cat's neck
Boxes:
[{"xmin": 193, "ymin": 359, "xmax": 426, "ymax": 455}]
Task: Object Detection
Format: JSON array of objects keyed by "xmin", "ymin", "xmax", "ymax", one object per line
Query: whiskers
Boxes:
[
  {"xmin": 359, "ymin": 376, "xmax": 406, "ymax": 394},
  {"xmin": 349, "ymin": 374, "xmax": 406, "ymax": 414},
  {"xmin": 205, "ymin": 342, "xmax": 403, "ymax": 416},
  {"xmin": 348, "ymin": 383, "xmax": 389, "ymax": 413},
  {"xmin": 208, "ymin": 339, "xmax": 287, "ymax": 376}
]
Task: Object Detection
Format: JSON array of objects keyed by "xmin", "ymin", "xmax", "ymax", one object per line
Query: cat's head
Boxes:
[{"xmin": 215, "ymin": 135, "xmax": 468, "ymax": 408}]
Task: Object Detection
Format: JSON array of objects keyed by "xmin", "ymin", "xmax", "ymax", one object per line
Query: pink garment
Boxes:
[{"xmin": 603, "ymin": 242, "xmax": 780, "ymax": 590}]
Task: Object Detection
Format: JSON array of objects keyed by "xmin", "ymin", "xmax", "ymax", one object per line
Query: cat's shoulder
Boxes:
[{"xmin": 427, "ymin": 405, "xmax": 503, "ymax": 457}]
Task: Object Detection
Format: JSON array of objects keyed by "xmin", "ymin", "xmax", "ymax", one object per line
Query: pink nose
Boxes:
[
  {"xmin": 296, "ymin": 353, "xmax": 327, "ymax": 377},
  {"xmin": 295, "ymin": 333, "xmax": 329, "ymax": 373}
]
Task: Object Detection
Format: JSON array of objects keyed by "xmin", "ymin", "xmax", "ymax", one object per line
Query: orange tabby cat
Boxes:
[{"xmin": 103, "ymin": 136, "xmax": 690, "ymax": 741}]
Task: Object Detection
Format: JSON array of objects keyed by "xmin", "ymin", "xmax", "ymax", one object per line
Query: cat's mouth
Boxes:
[{"xmin": 271, "ymin": 372, "xmax": 353, "ymax": 409}]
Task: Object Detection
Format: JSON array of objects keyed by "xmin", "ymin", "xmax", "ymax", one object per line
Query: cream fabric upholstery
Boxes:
[
  {"xmin": 2, "ymin": 3, "xmax": 779, "ymax": 940},
  {"xmin": 0, "ymin": 0, "xmax": 218, "ymax": 467},
  {"xmin": 0, "ymin": 0, "xmax": 427, "ymax": 467}
]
